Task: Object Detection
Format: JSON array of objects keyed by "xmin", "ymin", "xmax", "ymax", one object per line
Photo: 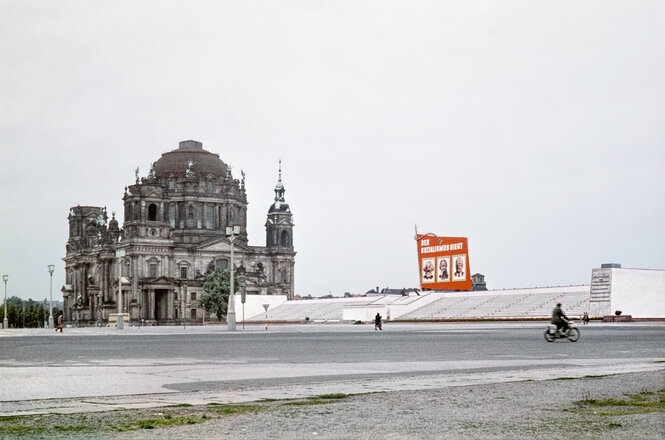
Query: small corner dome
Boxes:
[
  {"xmin": 269, "ymin": 201, "xmax": 290, "ymax": 213},
  {"xmin": 153, "ymin": 140, "xmax": 228, "ymax": 178},
  {"xmin": 108, "ymin": 213, "xmax": 119, "ymax": 230}
]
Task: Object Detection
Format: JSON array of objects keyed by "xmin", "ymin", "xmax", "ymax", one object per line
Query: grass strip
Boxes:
[
  {"xmin": 0, "ymin": 403, "xmax": 264, "ymax": 436},
  {"xmin": 573, "ymin": 389, "xmax": 665, "ymax": 416}
]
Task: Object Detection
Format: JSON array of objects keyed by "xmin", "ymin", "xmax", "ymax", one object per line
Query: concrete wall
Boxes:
[
  {"xmin": 231, "ymin": 294, "xmax": 287, "ymax": 322},
  {"xmin": 343, "ymin": 305, "xmax": 387, "ymax": 322},
  {"xmin": 342, "ymin": 293, "xmax": 442, "ymax": 322},
  {"xmin": 610, "ymin": 268, "xmax": 665, "ymax": 318}
]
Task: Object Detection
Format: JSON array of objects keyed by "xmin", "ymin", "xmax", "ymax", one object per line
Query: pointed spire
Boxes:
[{"xmin": 274, "ymin": 160, "xmax": 285, "ymax": 202}]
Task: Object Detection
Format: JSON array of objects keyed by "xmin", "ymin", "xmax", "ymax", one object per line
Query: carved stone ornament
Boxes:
[
  {"xmin": 186, "ymin": 160, "xmax": 196, "ymax": 178},
  {"xmin": 147, "ymin": 163, "xmax": 157, "ymax": 182}
]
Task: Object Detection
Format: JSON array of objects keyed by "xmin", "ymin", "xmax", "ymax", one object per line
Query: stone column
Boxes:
[
  {"xmin": 77, "ymin": 267, "xmax": 83, "ymax": 303},
  {"xmin": 100, "ymin": 260, "xmax": 106, "ymax": 304},
  {"xmin": 168, "ymin": 290, "xmax": 174, "ymax": 320},
  {"xmin": 134, "ymin": 256, "xmax": 139, "ymax": 302},
  {"xmin": 149, "ymin": 289, "xmax": 155, "ymax": 321}
]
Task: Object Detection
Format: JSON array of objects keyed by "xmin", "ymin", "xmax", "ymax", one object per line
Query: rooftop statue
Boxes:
[
  {"xmin": 186, "ymin": 160, "xmax": 196, "ymax": 177},
  {"xmin": 147, "ymin": 162, "xmax": 157, "ymax": 181}
]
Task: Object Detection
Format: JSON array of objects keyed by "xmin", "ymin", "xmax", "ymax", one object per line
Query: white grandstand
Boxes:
[
  {"xmin": 244, "ymin": 286, "xmax": 591, "ymax": 323},
  {"xmin": 400, "ymin": 286, "xmax": 589, "ymax": 320},
  {"xmin": 249, "ymin": 296, "xmax": 369, "ymax": 322},
  {"xmin": 239, "ymin": 266, "xmax": 664, "ymax": 323}
]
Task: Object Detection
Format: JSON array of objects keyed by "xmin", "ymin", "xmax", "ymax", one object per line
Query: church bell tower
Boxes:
[{"xmin": 266, "ymin": 160, "xmax": 294, "ymax": 251}]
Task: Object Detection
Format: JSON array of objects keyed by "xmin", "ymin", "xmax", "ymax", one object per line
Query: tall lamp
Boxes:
[
  {"xmin": 48, "ymin": 265, "xmax": 55, "ymax": 329},
  {"xmin": 226, "ymin": 225, "xmax": 241, "ymax": 331},
  {"xmin": 2, "ymin": 275, "xmax": 7, "ymax": 329},
  {"xmin": 115, "ymin": 249, "xmax": 126, "ymax": 329}
]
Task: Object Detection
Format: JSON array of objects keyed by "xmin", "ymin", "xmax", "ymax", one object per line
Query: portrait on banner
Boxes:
[
  {"xmin": 421, "ymin": 258, "xmax": 435, "ymax": 283},
  {"xmin": 452, "ymin": 254, "xmax": 467, "ymax": 281},
  {"xmin": 437, "ymin": 256, "xmax": 450, "ymax": 282}
]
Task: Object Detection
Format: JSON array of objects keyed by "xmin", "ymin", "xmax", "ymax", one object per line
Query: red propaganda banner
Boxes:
[{"xmin": 415, "ymin": 232, "xmax": 472, "ymax": 291}]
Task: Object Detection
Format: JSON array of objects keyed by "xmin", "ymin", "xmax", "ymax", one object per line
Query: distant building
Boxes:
[
  {"xmin": 589, "ymin": 265, "xmax": 665, "ymax": 318},
  {"xmin": 62, "ymin": 140, "xmax": 296, "ymax": 325},
  {"xmin": 366, "ymin": 287, "xmax": 420, "ymax": 296},
  {"xmin": 471, "ymin": 273, "xmax": 487, "ymax": 291}
]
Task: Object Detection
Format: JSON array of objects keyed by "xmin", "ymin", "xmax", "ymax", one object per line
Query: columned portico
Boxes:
[{"xmin": 138, "ymin": 278, "xmax": 181, "ymax": 324}]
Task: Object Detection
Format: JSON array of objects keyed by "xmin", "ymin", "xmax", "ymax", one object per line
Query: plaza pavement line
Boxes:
[{"xmin": 0, "ymin": 358, "xmax": 662, "ymax": 417}]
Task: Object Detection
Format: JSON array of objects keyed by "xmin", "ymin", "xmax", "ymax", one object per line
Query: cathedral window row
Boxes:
[
  {"xmin": 67, "ymin": 256, "xmax": 242, "ymax": 290},
  {"xmin": 126, "ymin": 200, "xmax": 243, "ymax": 232},
  {"xmin": 162, "ymin": 175, "xmax": 225, "ymax": 196}
]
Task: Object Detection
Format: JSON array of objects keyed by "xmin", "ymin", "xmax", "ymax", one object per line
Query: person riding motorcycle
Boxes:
[{"xmin": 551, "ymin": 302, "xmax": 570, "ymax": 335}]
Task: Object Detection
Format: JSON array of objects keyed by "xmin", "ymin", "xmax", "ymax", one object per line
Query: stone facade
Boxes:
[{"xmin": 62, "ymin": 140, "xmax": 295, "ymax": 325}]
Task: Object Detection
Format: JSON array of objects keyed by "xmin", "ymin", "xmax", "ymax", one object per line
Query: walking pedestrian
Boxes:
[
  {"xmin": 55, "ymin": 313, "xmax": 63, "ymax": 333},
  {"xmin": 374, "ymin": 312, "xmax": 382, "ymax": 331}
]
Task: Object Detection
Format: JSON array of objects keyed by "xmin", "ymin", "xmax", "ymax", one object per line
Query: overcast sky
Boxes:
[{"xmin": 1, "ymin": 1, "xmax": 664, "ymax": 301}]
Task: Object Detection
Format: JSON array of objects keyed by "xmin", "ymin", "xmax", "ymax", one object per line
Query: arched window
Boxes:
[
  {"xmin": 168, "ymin": 204, "xmax": 176, "ymax": 228},
  {"xmin": 215, "ymin": 259, "xmax": 228, "ymax": 270},
  {"xmin": 148, "ymin": 204, "xmax": 157, "ymax": 221},
  {"xmin": 280, "ymin": 230, "xmax": 290, "ymax": 247}
]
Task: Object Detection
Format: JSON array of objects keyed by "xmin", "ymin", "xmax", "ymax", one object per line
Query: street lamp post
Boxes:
[
  {"xmin": 2, "ymin": 275, "xmax": 8, "ymax": 329},
  {"xmin": 225, "ymin": 225, "xmax": 240, "ymax": 331},
  {"xmin": 116, "ymin": 249, "xmax": 126, "ymax": 329},
  {"xmin": 47, "ymin": 265, "xmax": 54, "ymax": 329}
]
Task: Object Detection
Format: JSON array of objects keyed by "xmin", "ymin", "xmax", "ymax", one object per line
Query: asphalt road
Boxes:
[
  {"xmin": 3, "ymin": 323, "xmax": 664, "ymax": 364},
  {"xmin": 1, "ymin": 323, "xmax": 663, "ymax": 416}
]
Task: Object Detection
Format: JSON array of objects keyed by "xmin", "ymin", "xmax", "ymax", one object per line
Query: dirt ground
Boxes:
[{"xmin": 1, "ymin": 370, "xmax": 663, "ymax": 439}]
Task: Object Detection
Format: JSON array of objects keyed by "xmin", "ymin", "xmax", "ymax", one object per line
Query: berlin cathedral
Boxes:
[{"xmin": 62, "ymin": 140, "xmax": 295, "ymax": 325}]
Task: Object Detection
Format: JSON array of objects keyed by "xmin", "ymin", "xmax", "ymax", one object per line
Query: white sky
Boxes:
[{"xmin": 1, "ymin": 1, "xmax": 664, "ymax": 301}]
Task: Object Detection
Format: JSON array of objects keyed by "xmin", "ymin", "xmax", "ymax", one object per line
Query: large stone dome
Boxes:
[{"xmin": 153, "ymin": 140, "xmax": 228, "ymax": 178}]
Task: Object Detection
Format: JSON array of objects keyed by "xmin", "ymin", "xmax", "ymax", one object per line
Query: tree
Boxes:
[
  {"xmin": 201, "ymin": 269, "xmax": 238, "ymax": 321},
  {"xmin": 0, "ymin": 296, "xmax": 54, "ymax": 328}
]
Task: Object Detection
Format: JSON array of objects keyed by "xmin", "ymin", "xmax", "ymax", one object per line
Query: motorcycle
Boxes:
[{"xmin": 544, "ymin": 322, "xmax": 580, "ymax": 342}]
